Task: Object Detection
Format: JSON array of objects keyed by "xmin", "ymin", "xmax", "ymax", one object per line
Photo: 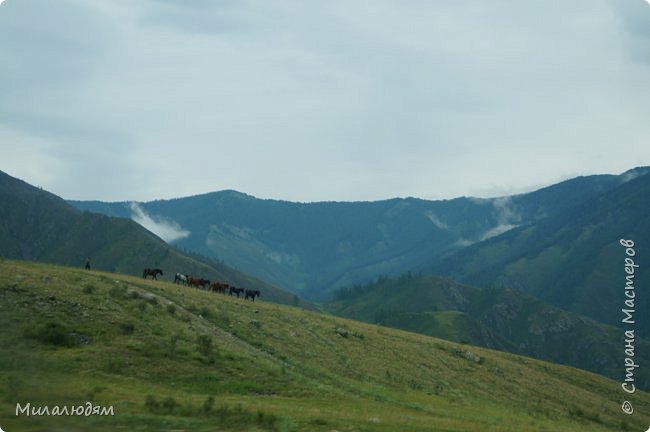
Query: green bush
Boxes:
[
  {"xmin": 161, "ymin": 396, "xmax": 178, "ymax": 413},
  {"xmin": 197, "ymin": 334, "xmax": 213, "ymax": 357},
  {"xmin": 200, "ymin": 306, "xmax": 212, "ymax": 319},
  {"xmin": 143, "ymin": 395, "xmax": 279, "ymax": 430},
  {"xmin": 29, "ymin": 321, "xmax": 76, "ymax": 347},
  {"xmin": 203, "ymin": 396, "xmax": 215, "ymax": 414},
  {"xmin": 144, "ymin": 395, "xmax": 177, "ymax": 414},
  {"xmin": 145, "ymin": 395, "xmax": 159, "ymax": 412},
  {"xmin": 119, "ymin": 322, "xmax": 135, "ymax": 335},
  {"xmin": 168, "ymin": 334, "xmax": 179, "ymax": 358}
]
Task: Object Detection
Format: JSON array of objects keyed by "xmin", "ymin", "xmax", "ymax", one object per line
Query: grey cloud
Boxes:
[
  {"xmin": 140, "ymin": 0, "xmax": 250, "ymax": 35},
  {"xmin": 1, "ymin": 1, "xmax": 649, "ymax": 203},
  {"xmin": 0, "ymin": 0, "xmax": 132, "ymax": 178},
  {"xmin": 610, "ymin": 0, "xmax": 650, "ymax": 66}
]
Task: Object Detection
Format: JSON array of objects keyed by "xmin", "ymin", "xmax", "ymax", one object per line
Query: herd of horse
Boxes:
[{"xmin": 142, "ymin": 268, "xmax": 260, "ymax": 301}]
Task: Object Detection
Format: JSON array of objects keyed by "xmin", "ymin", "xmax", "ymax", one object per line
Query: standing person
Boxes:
[{"xmin": 84, "ymin": 257, "xmax": 91, "ymax": 270}]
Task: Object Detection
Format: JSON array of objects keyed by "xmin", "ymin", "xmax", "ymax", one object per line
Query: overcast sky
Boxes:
[{"xmin": 1, "ymin": 0, "xmax": 650, "ymax": 202}]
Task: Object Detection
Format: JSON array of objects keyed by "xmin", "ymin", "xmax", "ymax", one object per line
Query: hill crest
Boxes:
[{"xmin": 1, "ymin": 259, "xmax": 648, "ymax": 431}]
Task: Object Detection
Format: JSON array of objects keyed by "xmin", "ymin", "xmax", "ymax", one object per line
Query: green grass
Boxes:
[
  {"xmin": 326, "ymin": 274, "xmax": 650, "ymax": 389},
  {"xmin": 1, "ymin": 259, "xmax": 649, "ymax": 431}
]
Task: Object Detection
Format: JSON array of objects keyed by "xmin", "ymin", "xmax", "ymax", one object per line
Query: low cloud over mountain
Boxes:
[{"xmin": 129, "ymin": 202, "xmax": 190, "ymax": 243}]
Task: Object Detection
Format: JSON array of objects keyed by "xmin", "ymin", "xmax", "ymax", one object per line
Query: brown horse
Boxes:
[
  {"xmin": 143, "ymin": 268, "xmax": 163, "ymax": 280},
  {"xmin": 210, "ymin": 281, "xmax": 229, "ymax": 294},
  {"xmin": 187, "ymin": 276, "xmax": 210, "ymax": 289}
]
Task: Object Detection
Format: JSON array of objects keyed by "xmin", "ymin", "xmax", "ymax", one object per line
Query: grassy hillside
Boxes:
[
  {"xmin": 326, "ymin": 274, "xmax": 650, "ymax": 390},
  {"xmin": 1, "ymin": 260, "xmax": 649, "ymax": 431},
  {"xmin": 70, "ymin": 168, "xmax": 647, "ymax": 301},
  {"xmin": 0, "ymin": 170, "xmax": 306, "ymax": 308}
]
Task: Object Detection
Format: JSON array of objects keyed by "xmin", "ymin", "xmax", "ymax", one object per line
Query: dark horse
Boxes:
[
  {"xmin": 143, "ymin": 268, "xmax": 163, "ymax": 280},
  {"xmin": 244, "ymin": 289, "xmax": 260, "ymax": 301},
  {"xmin": 229, "ymin": 286, "xmax": 245, "ymax": 298}
]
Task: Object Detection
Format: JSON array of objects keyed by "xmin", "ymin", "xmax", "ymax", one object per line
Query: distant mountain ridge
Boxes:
[
  {"xmin": 0, "ymin": 170, "xmax": 305, "ymax": 307},
  {"xmin": 426, "ymin": 169, "xmax": 650, "ymax": 336},
  {"xmin": 70, "ymin": 167, "xmax": 649, "ymax": 301}
]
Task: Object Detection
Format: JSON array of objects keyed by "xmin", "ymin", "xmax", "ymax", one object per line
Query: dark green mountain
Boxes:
[
  {"xmin": 69, "ymin": 167, "xmax": 648, "ymax": 301},
  {"xmin": 0, "ymin": 170, "xmax": 305, "ymax": 307},
  {"xmin": 426, "ymin": 169, "xmax": 650, "ymax": 336},
  {"xmin": 326, "ymin": 274, "xmax": 650, "ymax": 389}
]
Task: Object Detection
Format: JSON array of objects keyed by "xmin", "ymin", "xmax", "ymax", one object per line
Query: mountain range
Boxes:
[{"xmin": 69, "ymin": 167, "xmax": 650, "ymax": 303}]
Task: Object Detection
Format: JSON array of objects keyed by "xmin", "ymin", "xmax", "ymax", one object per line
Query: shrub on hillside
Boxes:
[
  {"xmin": 197, "ymin": 334, "xmax": 213, "ymax": 357},
  {"xmin": 119, "ymin": 322, "xmax": 135, "ymax": 335},
  {"xmin": 28, "ymin": 321, "xmax": 76, "ymax": 347}
]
